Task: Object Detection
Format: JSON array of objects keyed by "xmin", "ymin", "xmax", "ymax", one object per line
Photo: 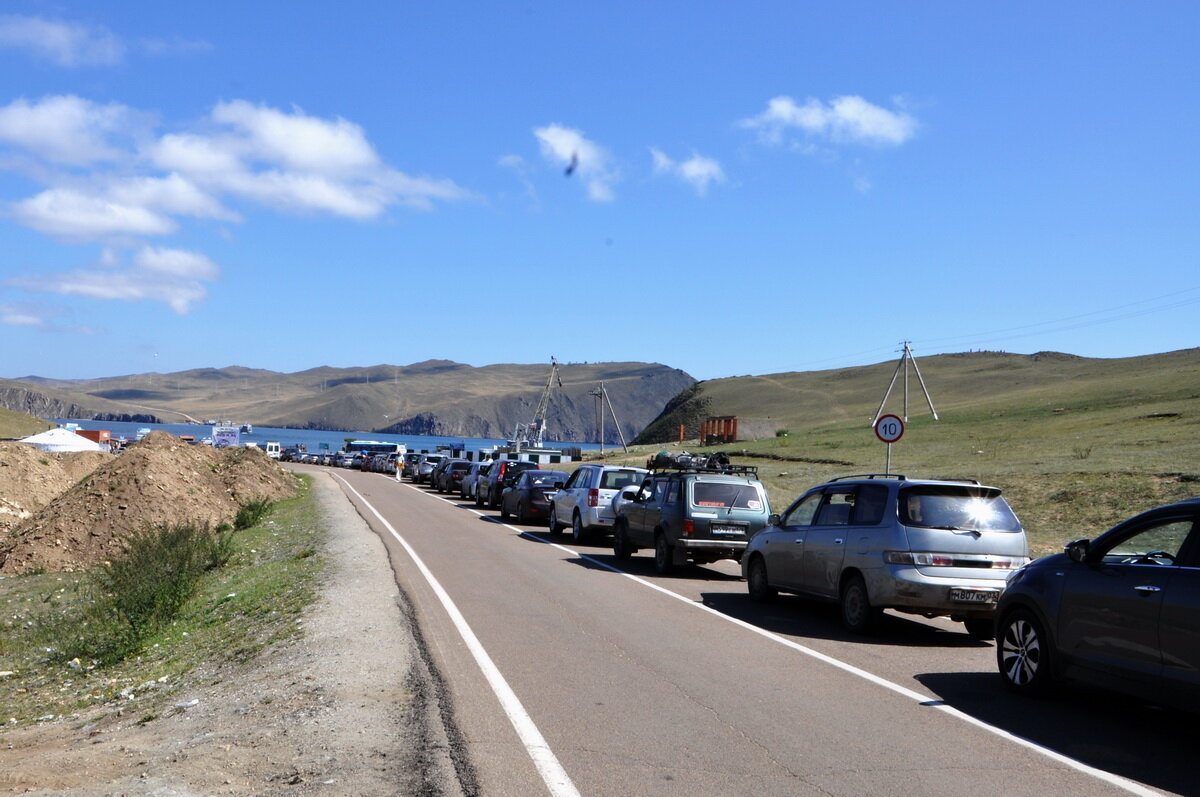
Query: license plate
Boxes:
[
  {"xmin": 950, "ymin": 588, "xmax": 1000, "ymax": 604},
  {"xmin": 709, "ymin": 524, "xmax": 745, "ymax": 536}
]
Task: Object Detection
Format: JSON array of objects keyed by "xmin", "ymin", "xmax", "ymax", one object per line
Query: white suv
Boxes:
[{"xmin": 549, "ymin": 464, "xmax": 648, "ymax": 543}]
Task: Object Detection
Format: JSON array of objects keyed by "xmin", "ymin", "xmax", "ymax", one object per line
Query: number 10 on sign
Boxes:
[{"xmin": 874, "ymin": 414, "xmax": 904, "ymax": 473}]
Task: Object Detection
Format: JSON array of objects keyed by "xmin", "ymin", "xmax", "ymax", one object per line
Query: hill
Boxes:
[
  {"xmin": 0, "ymin": 407, "xmax": 53, "ymax": 440},
  {"xmin": 631, "ymin": 348, "xmax": 1200, "ymax": 554},
  {"xmin": 4, "ymin": 361, "xmax": 695, "ymax": 444}
]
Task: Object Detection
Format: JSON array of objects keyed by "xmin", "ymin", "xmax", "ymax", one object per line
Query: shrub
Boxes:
[
  {"xmin": 50, "ymin": 523, "xmax": 234, "ymax": 665},
  {"xmin": 234, "ymin": 498, "xmax": 273, "ymax": 531}
]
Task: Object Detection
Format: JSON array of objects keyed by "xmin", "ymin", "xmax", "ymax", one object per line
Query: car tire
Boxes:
[
  {"xmin": 548, "ymin": 507, "xmax": 563, "ymax": 536},
  {"xmin": 746, "ymin": 555, "xmax": 777, "ymax": 602},
  {"xmin": 517, "ymin": 501, "xmax": 528, "ymax": 524},
  {"xmin": 654, "ymin": 533, "xmax": 673, "ymax": 575},
  {"xmin": 964, "ymin": 618, "xmax": 994, "ymax": 641},
  {"xmin": 997, "ymin": 609, "xmax": 1056, "ymax": 696},
  {"xmin": 572, "ymin": 513, "xmax": 588, "ymax": 544},
  {"xmin": 613, "ymin": 522, "xmax": 633, "ymax": 560},
  {"xmin": 474, "ymin": 488, "xmax": 483, "ymax": 507},
  {"xmin": 500, "ymin": 501, "xmax": 510, "ymax": 520},
  {"xmin": 839, "ymin": 573, "xmax": 880, "ymax": 634}
]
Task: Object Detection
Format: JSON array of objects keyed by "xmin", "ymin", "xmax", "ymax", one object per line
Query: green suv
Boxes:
[{"xmin": 612, "ymin": 465, "xmax": 771, "ymax": 574}]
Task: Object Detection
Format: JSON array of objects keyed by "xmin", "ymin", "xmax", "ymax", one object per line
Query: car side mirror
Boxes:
[
  {"xmin": 554, "ymin": 481, "xmax": 565, "ymax": 489},
  {"xmin": 1065, "ymin": 538, "xmax": 1090, "ymax": 563},
  {"xmin": 768, "ymin": 513, "xmax": 781, "ymax": 527}
]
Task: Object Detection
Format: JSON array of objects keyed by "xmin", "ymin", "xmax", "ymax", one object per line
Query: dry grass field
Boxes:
[{"xmin": 602, "ymin": 349, "xmax": 1200, "ymax": 556}]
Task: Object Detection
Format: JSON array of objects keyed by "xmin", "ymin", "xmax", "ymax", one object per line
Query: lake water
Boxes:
[{"xmin": 52, "ymin": 419, "xmax": 601, "ymax": 454}]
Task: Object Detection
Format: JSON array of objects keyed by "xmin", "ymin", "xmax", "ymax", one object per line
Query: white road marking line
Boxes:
[
  {"xmin": 333, "ymin": 475, "xmax": 580, "ymax": 797},
  {"xmin": 402, "ymin": 481, "xmax": 1158, "ymax": 796}
]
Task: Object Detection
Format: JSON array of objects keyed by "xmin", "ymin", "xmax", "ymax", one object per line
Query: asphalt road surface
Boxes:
[{"xmin": 326, "ymin": 468, "xmax": 1192, "ymax": 797}]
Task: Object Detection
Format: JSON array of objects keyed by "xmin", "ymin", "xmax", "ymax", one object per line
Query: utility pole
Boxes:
[
  {"xmin": 589, "ymin": 385, "xmax": 605, "ymax": 456},
  {"xmin": 872, "ymin": 341, "xmax": 938, "ymax": 425},
  {"xmin": 871, "ymin": 341, "xmax": 938, "ymax": 473}
]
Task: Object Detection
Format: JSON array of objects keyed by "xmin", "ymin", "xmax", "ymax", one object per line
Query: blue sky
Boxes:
[{"xmin": 1, "ymin": 1, "xmax": 1197, "ymax": 381}]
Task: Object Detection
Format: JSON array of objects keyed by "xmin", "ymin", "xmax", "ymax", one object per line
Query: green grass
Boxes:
[
  {"xmin": 0, "ymin": 406, "xmax": 52, "ymax": 439},
  {"xmin": 0, "ymin": 476, "xmax": 322, "ymax": 730}
]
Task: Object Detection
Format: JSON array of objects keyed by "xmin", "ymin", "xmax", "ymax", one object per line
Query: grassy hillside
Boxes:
[
  {"xmin": 0, "ymin": 407, "xmax": 52, "ymax": 440},
  {"xmin": 619, "ymin": 349, "xmax": 1200, "ymax": 556}
]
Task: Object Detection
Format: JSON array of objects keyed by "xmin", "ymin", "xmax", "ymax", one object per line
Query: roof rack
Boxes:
[
  {"xmin": 828, "ymin": 473, "xmax": 907, "ymax": 482},
  {"xmin": 648, "ymin": 464, "xmax": 759, "ymax": 477}
]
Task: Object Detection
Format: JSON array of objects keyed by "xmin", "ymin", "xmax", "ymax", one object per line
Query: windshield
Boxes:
[
  {"xmin": 899, "ymin": 487, "xmax": 1022, "ymax": 532},
  {"xmin": 692, "ymin": 481, "xmax": 766, "ymax": 511}
]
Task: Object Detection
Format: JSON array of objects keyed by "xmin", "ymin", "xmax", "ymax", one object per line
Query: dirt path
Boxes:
[{"xmin": 0, "ymin": 472, "xmax": 461, "ymax": 795}]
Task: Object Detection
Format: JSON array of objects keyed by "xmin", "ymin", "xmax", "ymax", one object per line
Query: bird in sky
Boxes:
[{"xmin": 565, "ymin": 152, "xmax": 579, "ymax": 176}]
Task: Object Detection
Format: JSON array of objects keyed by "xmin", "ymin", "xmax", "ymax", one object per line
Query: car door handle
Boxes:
[
  {"xmin": 1134, "ymin": 585, "xmax": 1162, "ymax": 593},
  {"xmin": 793, "ymin": 539, "xmax": 804, "ymax": 544},
  {"xmin": 834, "ymin": 538, "xmax": 844, "ymax": 545}
]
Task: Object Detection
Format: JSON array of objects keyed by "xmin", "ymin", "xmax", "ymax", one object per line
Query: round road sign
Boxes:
[{"xmin": 874, "ymin": 414, "xmax": 904, "ymax": 444}]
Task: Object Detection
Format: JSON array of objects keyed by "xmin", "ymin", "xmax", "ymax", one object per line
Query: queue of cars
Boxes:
[{"xmin": 381, "ymin": 451, "xmax": 1199, "ymax": 713}]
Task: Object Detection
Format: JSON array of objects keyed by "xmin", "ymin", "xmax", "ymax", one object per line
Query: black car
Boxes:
[
  {"xmin": 500, "ymin": 470, "xmax": 569, "ymax": 524},
  {"xmin": 476, "ymin": 459, "xmax": 539, "ymax": 508},
  {"xmin": 995, "ymin": 497, "xmax": 1200, "ymax": 711},
  {"xmin": 436, "ymin": 460, "xmax": 473, "ymax": 493}
]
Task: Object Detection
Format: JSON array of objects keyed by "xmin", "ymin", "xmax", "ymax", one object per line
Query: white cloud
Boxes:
[
  {"xmin": 650, "ymin": 148, "xmax": 725, "ymax": 196},
  {"xmin": 0, "ymin": 305, "xmax": 49, "ymax": 328},
  {"xmin": 107, "ymin": 174, "xmax": 238, "ymax": 221},
  {"xmin": 16, "ymin": 246, "xmax": 219, "ymax": 314},
  {"xmin": 212, "ymin": 100, "xmax": 380, "ymax": 175},
  {"xmin": 13, "ymin": 188, "xmax": 177, "ymax": 238},
  {"xmin": 0, "ymin": 95, "xmax": 140, "ymax": 165},
  {"xmin": 740, "ymin": 95, "xmax": 917, "ymax": 147},
  {"xmin": 139, "ymin": 36, "xmax": 212, "ymax": 57},
  {"xmin": 0, "ymin": 15, "xmax": 124, "ymax": 66},
  {"xmin": 534, "ymin": 124, "xmax": 618, "ymax": 202},
  {"xmin": 149, "ymin": 132, "xmax": 244, "ymax": 175}
]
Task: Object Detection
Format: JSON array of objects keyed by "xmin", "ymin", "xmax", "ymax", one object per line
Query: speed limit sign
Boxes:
[{"xmin": 875, "ymin": 414, "xmax": 904, "ymax": 443}]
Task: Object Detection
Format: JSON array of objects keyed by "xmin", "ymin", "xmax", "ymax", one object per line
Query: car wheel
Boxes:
[
  {"xmin": 572, "ymin": 513, "xmax": 588, "ymax": 544},
  {"xmin": 475, "ymin": 488, "xmax": 483, "ymax": 507},
  {"xmin": 613, "ymin": 522, "xmax": 632, "ymax": 560},
  {"xmin": 517, "ymin": 501, "xmax": 528, "ymax": 524},
  {"xmin": 500, "ymin": 500, "xmax": 510, "ymax": 520},
  {"xmin": 964, "ymin": 618, "xmax": 994, "ymax": 640},
  {"xmin": 997, "ymin": 609, "xmax": 1056, "ymax": 696},
  {"xmin": 839, "ymin": 573, "xmax": 880, "ymax": 634},
  {"xmin": 548, "ymin": 506, "xmax": 562, "ymax": 535},
  {"xmin": 654, "ymin": 533, "xmax": 673, "ymax": 575},
  {"xmin": 746, "ymin": 555, "xmax": 777, "ymax": 602}
]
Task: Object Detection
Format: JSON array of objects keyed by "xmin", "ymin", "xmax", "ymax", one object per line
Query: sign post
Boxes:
[{"xmin": 874, "ymin": 413, "xmax": 904, "ymax": 473}]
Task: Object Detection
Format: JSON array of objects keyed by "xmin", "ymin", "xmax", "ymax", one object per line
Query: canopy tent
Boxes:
[{"xmin": 18, "ymin": 427, "xmax": 109, "ymax": 453}]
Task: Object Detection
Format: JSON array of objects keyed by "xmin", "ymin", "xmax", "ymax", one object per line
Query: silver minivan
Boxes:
[{"xmin": 742, "ymin": 475, "xmax": 1029, "ymax": 638}]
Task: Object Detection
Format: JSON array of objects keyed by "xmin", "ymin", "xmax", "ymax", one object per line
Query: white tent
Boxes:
[{"xmin": 18, "ymin": 427, "xmax": 108, "ymax": 453}]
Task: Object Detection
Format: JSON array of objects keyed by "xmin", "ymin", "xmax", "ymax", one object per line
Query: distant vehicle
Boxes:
[
  {"xmin": 744, "ymin": 475, "xmax": 1028, "ymax": 637},
  {"xmin": 436, "ymin": 460, "xmax": 473, "ymax": 493},
  {"xmin": 995, "ymin": 497, "xmax": 1200, "ymax": 710},
  {"xmin": 415, "ymin": 454, "xmax": 447, "ymax": 484},
  {"xmin": 263, "ymin": 441, "xmax": 281, "ymax": 460},
  {"xmin": 344, "ymin": 440, "xmax": 407, "ymax": 457},
  {"xmin": 501, "ymin": 470, "xmax": 570, "ymax": 524},
  {"xmin": 476, "ymin": 459, "xmax": 539, "ymax": 508},
  {"xmin": 615, "ymin": 463, "xmax": 770, "ymax": 574},
  {"xmin": 549, "ymin": 464, "xmax": 649, "ymax": 542},
  {"xmin": 280, "ymin": 447, "xmax": 301, "ymax": 462},
  {"xmin": 334, "ymin": 451, "xmax": 357, "ymax": 468},
  {"xmin": 401, "ymin": 452, "xmax": 422, "ymax": 480},
  {"xmin": 460, "ymin": 460, "xmax": 490, "ymax": 499}
]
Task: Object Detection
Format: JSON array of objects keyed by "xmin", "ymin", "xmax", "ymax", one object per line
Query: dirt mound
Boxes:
[
  {"xmin": 0, "ymin": 431, "xmax": 299, "ymax": 575},
  {"xmin": 0, "ymin": 442, "xmax": 110, "ymax": 537}
]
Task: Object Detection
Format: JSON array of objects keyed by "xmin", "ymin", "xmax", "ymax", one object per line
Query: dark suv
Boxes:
[
  {"xmin": 476, "ymin": 459, "xmax": 539, "ymax": 508},
  {"xmin": 613, "ymin": 465, "xmax": 771, "ymax": 574}
]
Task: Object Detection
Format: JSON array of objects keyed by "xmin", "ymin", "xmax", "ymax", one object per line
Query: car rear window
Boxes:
[
  {"xmin": 449, "ymin": 462, "xmax": 471, "ymax": 472},
  {"xmin": 691, "ymin": 481, "xmax": 765, "ymax": 511},
  {"xmin": 528, "ymin": 471, "xmax": 568, "ymax": 486},
  {"xmin": 899, "ymin": 487, "xmax": 1022, "ymax": 532},
  {"xmin": 600, "ymin": 470, "xmax": 643, "ymax": 490}
]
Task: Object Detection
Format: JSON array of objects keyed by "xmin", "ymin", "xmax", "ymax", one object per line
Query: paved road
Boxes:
[{"xmin": 324, "ymin": 468, "xmax": 1190, "ymax": 796}]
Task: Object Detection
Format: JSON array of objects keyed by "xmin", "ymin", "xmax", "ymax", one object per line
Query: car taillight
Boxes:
[
  {"xmin": 682, "ymin": 520, "xmax": 694, "ymax": 537},
  {"xmin": 587, "ymin": 489, "xmax": 599, "ymax": 507}
]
